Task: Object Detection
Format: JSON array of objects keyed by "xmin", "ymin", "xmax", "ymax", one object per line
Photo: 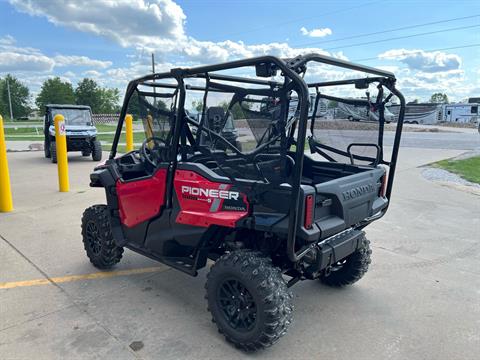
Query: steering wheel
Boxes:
[{"xmin": 140, "ymin": 136, "xmax": 167, "ymax": 168}]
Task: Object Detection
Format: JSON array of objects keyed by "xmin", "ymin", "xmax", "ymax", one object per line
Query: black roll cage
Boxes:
[{"xmin": 110, "ymin": 53, "xmax": 405, "ymax": 263}]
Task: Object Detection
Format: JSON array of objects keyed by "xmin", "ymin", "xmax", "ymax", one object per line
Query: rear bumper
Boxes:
[{"xmin": 303, "ymin": 228, "xmax": 365, "ymax": 279}]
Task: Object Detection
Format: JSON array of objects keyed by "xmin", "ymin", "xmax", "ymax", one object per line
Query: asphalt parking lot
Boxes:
[{"xmin": 1, "ymin": 148, "xmax": 479, "ymax": 360}]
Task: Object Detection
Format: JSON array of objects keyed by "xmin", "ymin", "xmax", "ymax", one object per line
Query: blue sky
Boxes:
[{"xmin": 0, "ymin": 0, "xmax": 479, "ymax": 104}]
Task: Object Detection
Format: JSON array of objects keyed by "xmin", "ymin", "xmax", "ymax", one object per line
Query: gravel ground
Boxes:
[{"xmin": 421, "ymin": 167, "xmax": 480, "ymax": 189}]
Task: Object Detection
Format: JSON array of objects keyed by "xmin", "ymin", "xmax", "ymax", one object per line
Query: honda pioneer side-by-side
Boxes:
[
  {"xmin": 44, "ymin": 104, "xmax": 102, "ymax": 163},
  {"xmin": 81, "ymin": 53, "xmax": 405, "ymax": 351}
]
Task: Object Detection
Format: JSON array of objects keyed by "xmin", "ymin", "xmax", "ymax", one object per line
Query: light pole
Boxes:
[
  {"xmin": 6, "ymin": 78, "xmax": 13, "ymax": 120},
  {"xmin": 152, "ymin": 53, "xmax": 156, "ymax": 106}
]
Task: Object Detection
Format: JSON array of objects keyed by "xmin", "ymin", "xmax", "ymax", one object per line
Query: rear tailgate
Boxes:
[{"xmin": 313, "ymin": 167, "xmax": 387, "ymax": 239}]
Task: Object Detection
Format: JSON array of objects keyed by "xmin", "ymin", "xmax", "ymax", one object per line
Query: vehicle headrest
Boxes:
[{"xmin": 206, "ymin": 107, "xmax": 226, "ymax": 132}]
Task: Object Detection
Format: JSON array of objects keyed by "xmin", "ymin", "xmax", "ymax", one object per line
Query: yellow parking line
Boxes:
[{"xmin": 0, "ymin": 266, "xmax": 166, "ymax": 290}]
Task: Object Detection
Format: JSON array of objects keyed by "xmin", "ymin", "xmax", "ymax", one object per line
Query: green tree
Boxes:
[
  {"xmin": 126, "ymin": 91, "xmax": 167, "ymax": 119},
  {"xmin": 75, "ymin": 78, "xmax": 120, "ymax": 113},
  {"xmin": 191, "ymin": 100, "xmax": 203, "ymax": 112},
  {"xmin": 98, "ymin": 87, "xmax": 120, "ymax": 113},
  {"xmin": 430, "ymin": 93, "xmax": 449, "ymax": 104},
  {"xmin": 327, "ymin": 100, "xmax": 338, "ymax": 109},
  {"xmin": 127, "ymin": 92, "xmax": 141, "ymax": 118},
  {"xmin": 0, "ymin": 75, "xmax": 30, "ymax": 119},
  {"xmin": 0, "ymin": 80, "xmax": 6, "ymax": 117},
  {"xmin": 219, "ymin": 100, "xmax": 252, "ymax": 119},
  {"xmin": 36, "ymin": 77, "xmax": 75, "ymax": 112},
  {"xmin": 75, "ymin": 78, "xmax": 102, "ymax": 112}
]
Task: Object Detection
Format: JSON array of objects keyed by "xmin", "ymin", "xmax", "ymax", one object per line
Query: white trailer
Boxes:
[
  {"xmin": 338, "ymin": 102, "xmax": 395, "ymax": 123},
  {"xmin": 388, "ymin": 103, "xmax": 441, "ymax": 125},
  {"xmin": 308, "ymin": 94, "xmax": 327, "ymax": 118},
  {"xmin": 442, "ymin": 103, "xmax": 479, "ymax": 123}
]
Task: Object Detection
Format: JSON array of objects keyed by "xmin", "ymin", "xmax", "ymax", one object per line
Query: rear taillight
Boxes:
[{"xmin": 304, "ymin": 194, "xmax": 314, "ymax": 229}]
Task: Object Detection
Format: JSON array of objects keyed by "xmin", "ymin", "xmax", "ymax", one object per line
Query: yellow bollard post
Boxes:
[
  {"xmin": 0, "ymin": 115, "xmax": 14, "ymax": 212},
  {"xmin": 54, "ymin": 114, "xmax": 70, "ymax": 192},
  {"xmin": 125, "ymin": 114, "xmax": 134, "ymax": 152}
]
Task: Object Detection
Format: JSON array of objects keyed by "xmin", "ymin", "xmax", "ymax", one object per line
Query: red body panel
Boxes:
[
  {"xmin": 116, "ymin": 169, "xmax": 167, "ymax": 227},
  {"xmin": 174, "ymin": 170, "xmax": 249, "ymax": 228}
]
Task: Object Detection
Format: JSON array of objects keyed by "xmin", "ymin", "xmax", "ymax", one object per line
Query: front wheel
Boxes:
[
  {"xmin": 81, "ymin": 205, "xmax": 123, "ymax": 269},
  {"xmin": 320, "ymin": 235, "xmax": 371, "ymax": 287},
  {"xmin": 92, "ymin": 140, "xmax": 102, "ymax": 161},
  {"xmin": 206, "ymin": 250, "xmax": 293, "ymax": 352},
  {"xmin": 44, "ymin": 139, "xmax": 51, "ymax": 158}
]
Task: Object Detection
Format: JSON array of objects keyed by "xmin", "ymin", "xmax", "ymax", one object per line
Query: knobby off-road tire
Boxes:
[
  {"xmin": 206, "ymin": 250, "xmax": 293, "ymax": 352},
  {"xmin": 50, "ymin": 142, "xmax": 57, "ymax": 163},
  {"xmin": 92, "ymin": 140, "xmax": 102, "ymax": 161},
  {"xmin": 44, "ymin": 140, "xmax": 51, "ymax": 158},
  {"xmin": 81, "ymin": 205, "xmax": 123, "ymax": 269},
  {"xmin": 320, "ymin": 235, "xmax": 372, "ymax": 287}
]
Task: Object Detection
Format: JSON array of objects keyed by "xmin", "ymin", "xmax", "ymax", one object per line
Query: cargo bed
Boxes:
[{"xmin": 302, "ymin": 157, "xmax": 387, "ymax": 240}]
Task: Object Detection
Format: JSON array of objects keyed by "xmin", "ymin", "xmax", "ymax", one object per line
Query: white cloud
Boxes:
[
  {"xmin": 300, "ymin": 27, "xmax": 332, "ymax": 38},
  {"xmin": 0, "ymin": 37, "xmax": 55, "ymax": 72},
  {"xmin": 0, "ymin": 51, "xmax": 55, "ymax": 72},
  {"xmin": 379, "ymin": 49, "xmax": 461, "ymax": 73},
  {"xmin": 0, "ymin": 35, "xmax": 16, "ymax": 45},
  {"xmin": 9, "ymin": 0, "xmax": 186, "ymax": 47},
  {"xmin": 8, "ymin": 0, "xmax": 339, "ymax": 65},
  {"xmin": 0, "ymin": 36, "xmax": 112, "ymax": 73},
  {"xmin": 54, "ymin": 55, "xmax": 112, "ymax": 69},
  {"xmin": 164, "ymin": 38, "xmax": 336, "ymax": 64},
  {"xmin": 83, "ymin": 70, "xmax": 101, "ymax": 77},
  {"xmin": 6, "ymin": 1, "xmax": 475, "ymax": 103}
]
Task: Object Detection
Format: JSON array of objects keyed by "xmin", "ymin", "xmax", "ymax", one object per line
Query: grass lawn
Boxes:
[
  {"xmin": 433, "ymin": 156, "xmax": 480, "ymax": 184},
  {"xmin": 5, "ymin": 131, "xmax": 145, "ymax": 144},
  {"xmin": 3, "ymin": 121, "xmax": 42, "ymax": 125},
  {"xmin": 4, "ymin": 123, "xmax": 117, "ymax": 135},
  {"xmin": 5, "ymin": 124, "xmax": 144, "ymax": 141},
  {"xmin": 95, "ymin": 124, "xmax": 118, "ymax": 132},
  {"xmin": 4, "ymin": 126, "xmax": 43, "ymax": 135},
  {"xmin": 96, "ymin": 131, "xmax": 145, "ymax": 144}
]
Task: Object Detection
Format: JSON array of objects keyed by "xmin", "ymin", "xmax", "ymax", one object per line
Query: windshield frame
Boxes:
[{"xmin": 49, "ymin": 108, "xmax": 93, "ymax": 126}]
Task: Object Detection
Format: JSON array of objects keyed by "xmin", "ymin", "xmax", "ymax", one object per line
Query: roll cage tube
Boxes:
[
  {"xmin": 288, "ymin": 53, "xmax": 396, "ymax": 79},
  {"xmin": 383, "ymin": 82, "xmax": 405, "ymax": 200},
  {"xmin": 142, "ymin": 55, "xmax": 311, "ymax": 263},
  {"xmin": 177, "ymin": 57, "xmax": 310, "ymax": 265},
  {"xmin": 109, "ymin": 73, "xmax": 181, "ymax": 160},
  {"xmin": 110, "ymin": 53, "xmax": 405, "ymax": 264}
]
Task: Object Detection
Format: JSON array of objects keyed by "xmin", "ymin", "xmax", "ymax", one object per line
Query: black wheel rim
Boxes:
[
  {"xmin": 85, "ymin": 221, "xmax": 102, "ymax": 255},
  {"xmin": 217, "ymin": 279, "xmax": 257, "ymax": 332}
]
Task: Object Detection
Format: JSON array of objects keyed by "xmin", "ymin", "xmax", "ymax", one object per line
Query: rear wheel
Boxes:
[
  {"xmin": 82, "ymin": 149, "xmax": 91, "ymax": 156},
  {"xmin": 92, "ymin": 140, "xmax": 102, "ymax": 161},
  {"xmin": 320, "ymin": 235, "xmax": 372, "ymax": 287},
  {"xmin": 206, "ymin": 250, "xmax": 293, "ymax": 351},
  {"xmin": 50, "ymin": 142, "xmax": 57, "ymax": 163},
  {"xmin": 81, "ymin": 205, "xmax": 123, "ymax": 269}
]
